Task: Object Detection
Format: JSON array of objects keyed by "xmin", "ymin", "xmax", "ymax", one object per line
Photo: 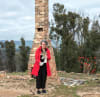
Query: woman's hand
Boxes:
[{"xmin": 32, "ymin": 75, "xmax": 36, "ymax": 79}]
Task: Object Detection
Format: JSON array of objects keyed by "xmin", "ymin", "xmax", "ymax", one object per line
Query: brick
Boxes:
[{"xmin": 28, "ymin": 0, "xmax": 61, "ymax": 85}]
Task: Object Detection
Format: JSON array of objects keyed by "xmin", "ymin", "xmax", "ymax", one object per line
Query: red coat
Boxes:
[{"xmin": 31, "ymin": 46, "xmax": 51, "ymax": 77}]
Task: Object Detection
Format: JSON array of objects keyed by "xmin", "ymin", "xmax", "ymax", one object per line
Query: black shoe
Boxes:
[
  {"xmin": 42, "ymin": 89, "xmax": 46, "ymax": 93},
  {"xmin": 37, "ymin": 90, "xmax": 41, "ymax": 94}
]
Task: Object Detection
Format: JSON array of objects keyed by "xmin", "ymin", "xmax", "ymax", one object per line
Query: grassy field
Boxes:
[{"xmin": 16, "ymin": 71, "xmax": 100, "ymax": 97}]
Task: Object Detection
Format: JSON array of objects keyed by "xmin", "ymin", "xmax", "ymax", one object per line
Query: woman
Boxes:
[{"xmin": 31, "ymin": 40, "xmax": 51, "ymax": 94}]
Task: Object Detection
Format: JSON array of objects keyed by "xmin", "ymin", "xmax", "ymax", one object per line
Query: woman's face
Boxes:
[{"xmin": 41, "ymin": 42, "xmax": 46, "ymax": 49}]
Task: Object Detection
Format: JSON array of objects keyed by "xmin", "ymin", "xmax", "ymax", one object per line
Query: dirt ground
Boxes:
[
  {"xmin": 0, "ymin": 75, "xmax": 31, "ymax": 97},
  {"xmin": 0, "ymin": 72, "xmax": 100, "ymax": 97},
  {"xmin": 0, "ymin": 73, "xmax": 58, "ymax": 97}
]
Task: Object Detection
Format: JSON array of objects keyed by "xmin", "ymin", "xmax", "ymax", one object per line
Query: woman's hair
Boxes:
[{"xmin": 40, "ymin": 39, "xmax": 48, "ymax": 45}]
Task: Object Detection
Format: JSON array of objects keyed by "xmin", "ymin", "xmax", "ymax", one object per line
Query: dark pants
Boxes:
[{"xmin": 36, "ymin": 63, "xmax": 47, "ymax": 89}]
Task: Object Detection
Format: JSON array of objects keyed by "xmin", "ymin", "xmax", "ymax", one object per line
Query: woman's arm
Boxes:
[
  {"xmin": 47, "ymin": 49, "xmax": 51, "ymax": 61},
  {"xmin": 35, "ymin": 49, "xmax": 40, "ymax": 64}
]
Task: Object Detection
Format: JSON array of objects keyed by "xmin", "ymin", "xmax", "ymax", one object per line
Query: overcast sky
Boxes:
[{"xmin": 0, "ymin": 0, "xmax": 100, "ymax": 41}]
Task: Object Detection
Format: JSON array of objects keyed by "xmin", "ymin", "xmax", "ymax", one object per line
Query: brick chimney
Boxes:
[{"xmin": 28, "ymin": 0, "xmax": 60, "ymax": 85}]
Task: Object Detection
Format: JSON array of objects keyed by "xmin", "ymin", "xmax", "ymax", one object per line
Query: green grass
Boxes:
[
  {"xmin": 17, "ymin": 94, "xmax": 39, "ymax": 97},
  {"xmin": 28, "ymin": 78, "xmax": 36, "ymax": 86},
  {"xmin": 18, "ymin": 84, "xmax": 81, "ymax": 97},
  {"xmin": 12, "ymin": 71, "xmax": 100, "ymax": 97},
  {"xmin": 47, "ymin": 84, "xmax": 81, "ymax": 97},
  {"xmin": 17, "ymin": 95, "xmax": 38, "ymax": 97},
  {"xmin": 17, "ymin": 95, "xmax": 30, "ymax": 97},
  {"xmin": 7, "ymin": 71, "xmax": 28, "ymax": 75}
]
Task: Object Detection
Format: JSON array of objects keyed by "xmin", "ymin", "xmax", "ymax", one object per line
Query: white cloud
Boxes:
[
  {"xmin": 19, "ymin": 16, "xmax": 34, "ymax": 21},
  {"xmin": 0, "ymin": 29, "xmax": 9, "ymax": 32},
  {"xmin": 0, "ymin": 0, "xmax": 100, "ymax": 40},
  {"xmin": 0, "ymin": 11, "xmax": 19, "ymax": 20},
  {"xmin": 5, "ymin": 11, "xmax": 17, "ymax": 16},
  {"xmin": 0, "ymin": 0, "xmax": 35, "ymax": 40}
]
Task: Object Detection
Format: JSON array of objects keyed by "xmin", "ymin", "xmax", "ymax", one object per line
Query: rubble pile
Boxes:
[{"xmin": 60, "ymin": 77, "xmax": 86, "ymax": 87}]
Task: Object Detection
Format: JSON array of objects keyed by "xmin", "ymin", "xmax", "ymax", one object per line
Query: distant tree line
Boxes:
[
  {"xmin": 0, "ymin": 37, "xmax": 30, "ymax": 72},
  {"xmin": 0, "ymin": 3, "xmax": 100, "ymax": 73},
  {"xmin": 50, "ymin": 3, "xmax": 100, "ymax": 73}
]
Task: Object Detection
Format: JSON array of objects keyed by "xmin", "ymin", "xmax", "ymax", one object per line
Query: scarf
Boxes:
[{"xmin": 40, "ymin": 48, "xmax": 47, "ymax": 66}]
